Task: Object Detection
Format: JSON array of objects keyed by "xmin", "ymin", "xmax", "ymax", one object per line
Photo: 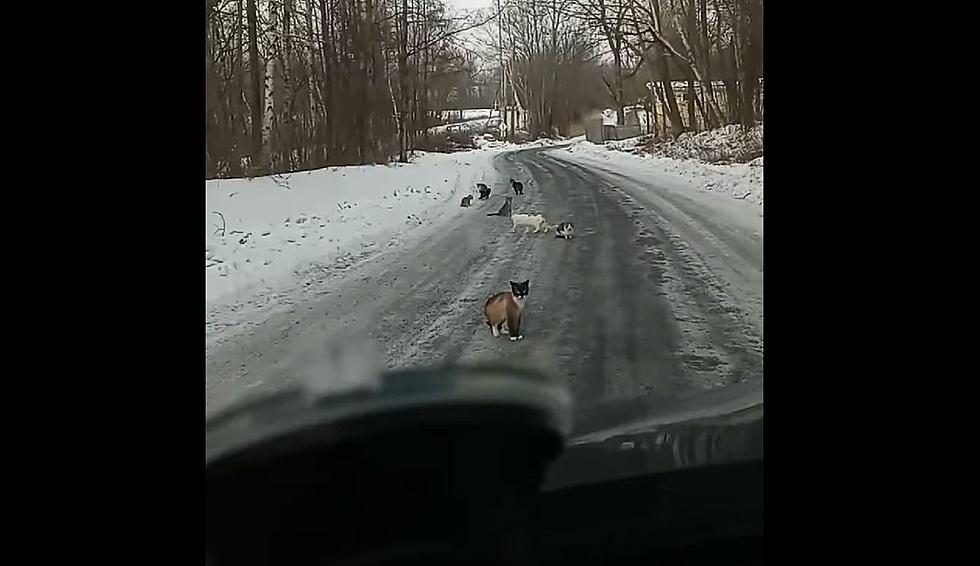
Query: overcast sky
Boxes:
[{"xmin": 445, "ymin": 0, "xmax": 494, "ymax": 11}]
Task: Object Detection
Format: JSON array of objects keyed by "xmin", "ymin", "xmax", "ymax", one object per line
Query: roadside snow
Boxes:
[
  {"xmin": 205, "ymin": 150, "xmax": 499, "ymax": 308},
  {"xmin": 473, "ymin": 135, "xmax": 571, "ymax": 151},
  {"xmin": 563, "ymin": 139, "xmax": 763, "ymax": 206},
  {"xmin": 641, "ymin": 124, "xmax": 763, "ymax": 164}
]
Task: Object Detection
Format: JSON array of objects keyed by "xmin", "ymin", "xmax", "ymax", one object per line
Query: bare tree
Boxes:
[{"xmin": 206, "ymin": 0, "xmax": 761, "ymax": 179}]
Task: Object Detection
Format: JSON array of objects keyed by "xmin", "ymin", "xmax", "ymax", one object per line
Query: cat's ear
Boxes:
[{"xmin": 522, "ymin": 280, "xmax": 529, "ymax": 286}]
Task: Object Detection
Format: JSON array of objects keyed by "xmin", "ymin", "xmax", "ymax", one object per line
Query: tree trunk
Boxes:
[
  {"xmin": 613, "ymin": 39, "xmax": 625, "ymax": 125},
  {"xmin": 649, "ymin": 0, "xmax": 684, "ymax": 136},
  {"xmin": 698, "ymin": 0, "xmax": 717, "ymax": 113},
  {"xmin": 726, "ymin": 38, "xmax": 739, "ymax": 123},
  {"xmin": 737, "ymin": 0, "xmax": 761, "ymax": 128},
  {"xmin": 687, "ymin": 80, "xmax": 696, "ymax": 130},
  {"xmin": 282, "ymin": 0, "xmax": 295, "ymax": 169},
  {"xmin": 245, "ymin": 0, "xmax": 263, "ymax": 172},
  {"xmin": 324, "ymin": 0, "xmax": 333, "ymax": 163},
  {"xmin": 658, "ymin": 74, "xmax": 683, "ymax": 137},
  {"xmin": 227, "ymin": 0, "xmax": 245, "ymax": 176},
  {"xmin": 710, "ymin": 0, "xmax": 738, "ymax": 123},
  {"xmin": 397, "ymin": 0, "xmax": 409, "ymax": 162}
]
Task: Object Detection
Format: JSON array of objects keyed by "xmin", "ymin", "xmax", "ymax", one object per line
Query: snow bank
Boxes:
[
  {"xmin": 205, "ymin": 150, "xmax": 499, "ymax": 306},
  {"xmin": 473, "ymin": 135, "xmax": 570, "ymax": 150},
  {"xmin": 563, "ymin": 138, "xmax": 763, "ymax": 206},
  {"xmin": 614, "ymin": 123, "xmax": 763, "ymax": 164}
]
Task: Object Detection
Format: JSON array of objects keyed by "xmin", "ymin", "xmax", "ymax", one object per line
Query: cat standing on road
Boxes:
[
  {"xmin": 483, "ymin": 280, "xmax": 529, "ymax": 341},
  {"xmin": 511, "ymin": 213, "xmax": 550, "ymax": 234},
  {"xmin": 477, "ymin": 183, "xmax": 491, "ymax": 200},
  {"xmin": 510, "ymin": 178, "xmax": 524, "ymax": 195},
  {"xmin": 486, "ymin": 196, "xmax": 513, "ymax": 217}
]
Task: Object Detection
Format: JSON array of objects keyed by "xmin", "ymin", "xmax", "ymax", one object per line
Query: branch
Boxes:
[
  {"xmin": 212, "ymin": 211, "xmax": 226, "ymax": 237},
  {"xmin": 406, "ymin": 3, "xmax": 509, "ymax": 58},
  {"xmin": 623, "ymin": 50, "xmax": 647, "ymax": 78},
  {"xmin": 271, "ymin": 173, "xmax": 292, "ymax": 190},
  {"xmin": 600, "ymin": 69, "xmax": 616, "ymax": 99}
]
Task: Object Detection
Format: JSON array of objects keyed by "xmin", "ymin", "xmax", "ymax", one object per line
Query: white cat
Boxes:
[{"xmin": 511, "ymin": 213, "xmax": 550, "ymax": 234}]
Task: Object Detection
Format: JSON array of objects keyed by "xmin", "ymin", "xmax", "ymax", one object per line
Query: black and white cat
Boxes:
[{"xmin": 554, "ymin": 221, "xmax": 575, "ymax": 239}]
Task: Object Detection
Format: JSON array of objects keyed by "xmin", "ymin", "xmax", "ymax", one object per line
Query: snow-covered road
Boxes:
[{"xmin": 205, "ymin": 142, "xmax": 764, "ymax": 434}]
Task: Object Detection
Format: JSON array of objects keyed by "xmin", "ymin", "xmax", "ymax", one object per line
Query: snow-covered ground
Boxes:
[
  {"xmin": 205, "ymin": 150, "xmax": 499, "ymax": 309},
  {"xmin": 564, "ymin": 136, "xmax": 763, "ymax": 207},
  {"xmin": 635, "ymin": 124, "xmax": 763, "ymax": 164},
  {"xmin": 474, "ymin": 135, "xmax": 568, "ymax": 150}
]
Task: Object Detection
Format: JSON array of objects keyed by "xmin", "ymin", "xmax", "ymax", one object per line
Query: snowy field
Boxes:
[
  {"xmin": 205, "ymin": 150, "xmax": 500, "ymax": 308},
  {"xmin": 564, "ymin": 136, "xmax": 764, "ymax": 207}
]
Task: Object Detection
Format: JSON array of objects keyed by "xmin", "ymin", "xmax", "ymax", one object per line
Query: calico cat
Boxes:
[{"xmin": 483, "ymin": 280, "xmax": 529, "ymax": 341}]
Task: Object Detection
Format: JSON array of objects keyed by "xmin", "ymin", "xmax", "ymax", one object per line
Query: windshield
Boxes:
[{"xmin": 206, "ymin": 0, "xmax": 763, "ymax": 472}]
